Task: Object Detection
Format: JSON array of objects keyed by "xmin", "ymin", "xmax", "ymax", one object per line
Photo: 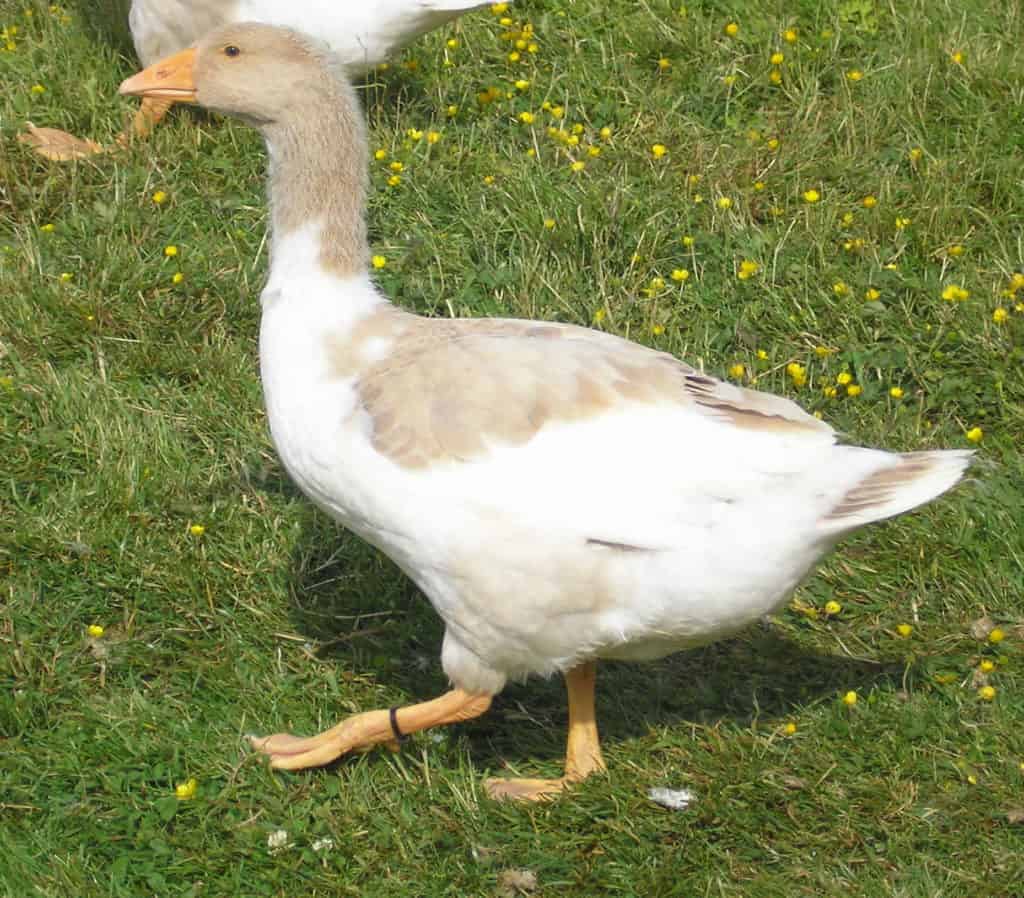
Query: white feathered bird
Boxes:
[{"xmin": 119, "ymin": 23, "xmax": 972, "ymax": 801}]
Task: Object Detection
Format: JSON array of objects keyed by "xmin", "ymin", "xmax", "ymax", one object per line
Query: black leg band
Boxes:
[{"xmin": 388, "ymin": 706, "xmax": 407, "ymax": 743}]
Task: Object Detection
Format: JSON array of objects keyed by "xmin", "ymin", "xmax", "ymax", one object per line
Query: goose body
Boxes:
[
  {"xmin": 121, "ymin": 25, "xmax": 972, "ymax": 799},
  {"xmin": 129, "ymin": 0, "xmax": 492, "ymax": 70}
]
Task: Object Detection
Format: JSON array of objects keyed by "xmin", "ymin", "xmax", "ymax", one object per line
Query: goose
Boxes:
[
  {"xmin": 20, "ymin": 0, "xmax": 494, "ymax": 160},
  {"xmin": 119, "ymin": 23, "xmax": 972, "ymax": 801}
]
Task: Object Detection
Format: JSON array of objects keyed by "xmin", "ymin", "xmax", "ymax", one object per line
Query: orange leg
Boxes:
[
  {"xmin": 251, "ymin": 688, "xmax": 492, "ymax": 771},
  {"xmin": 485, "ymin": 661, "xmax": 606, "ymax": 801},
  {"xmin": 19, "ymin": 96, "xmax": 177, "ymax": 161}
]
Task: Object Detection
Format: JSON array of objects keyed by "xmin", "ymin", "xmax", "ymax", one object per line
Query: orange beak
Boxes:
[{"xmin": 119, "ymin": 47, "xmax": 198, "ymax": 103}]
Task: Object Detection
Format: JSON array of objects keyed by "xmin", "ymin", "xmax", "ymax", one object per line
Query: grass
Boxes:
[{"xmin": 2, "ymin": 0, "xmax": 1023, "ymax": 894}]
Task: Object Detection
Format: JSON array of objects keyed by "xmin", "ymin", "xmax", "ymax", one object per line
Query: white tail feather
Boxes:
[{"xmin": 819, "ymin": 450, "xmax": 972, "ymax": 535}]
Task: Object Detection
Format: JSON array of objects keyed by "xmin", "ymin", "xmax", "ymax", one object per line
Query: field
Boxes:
[{"xmin": 2, "ymin": 0, "xmax": 1023, "ymax": 894}]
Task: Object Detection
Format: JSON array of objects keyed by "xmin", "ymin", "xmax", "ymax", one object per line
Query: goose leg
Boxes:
[
  {"xmin": 19, "ymin": 96, "xmax": 176, "ymax": 161},
  {"xmin": 251, "ymin": 688, "xmax": 492, "ymax": 771},
  {"xmin": 485, "ymin": 660, "xmax": 606, "ymax": 802}
]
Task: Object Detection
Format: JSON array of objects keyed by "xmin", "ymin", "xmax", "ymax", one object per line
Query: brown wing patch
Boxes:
[{"xmin": 327, "ymin": 312, "xmax": 831, "ymax": 469}]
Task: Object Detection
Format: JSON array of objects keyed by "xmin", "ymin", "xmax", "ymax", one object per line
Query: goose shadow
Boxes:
[{"xmin": 281, "ymin": 509, "xmax": 909, "ymax": 774}]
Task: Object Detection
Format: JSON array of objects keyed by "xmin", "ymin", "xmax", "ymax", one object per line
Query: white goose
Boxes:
[
  {"xmin": 22, "ymin": 0, "xmax": 493, "ymax": 160},
  {"xmin": 120, "ymin": 24, "xmax": 971, "ymax": 801}
]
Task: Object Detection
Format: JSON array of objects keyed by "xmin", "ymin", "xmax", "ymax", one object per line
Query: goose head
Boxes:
[{"xmin": 120, "ymin": 22, "xmax": 351, "ymax": 129}]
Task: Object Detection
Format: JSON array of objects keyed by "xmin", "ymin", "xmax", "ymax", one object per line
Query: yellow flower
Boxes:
[
  {"xmin": 724, "ymin": 22, "xmax": 739, "ymax": 36},
  {"xmin": 172, "ymin": 272, "xmax": 184, "ymax": 285},
  {"xmin": 988, "ymin": 628, "xmax": 1005, "ymax": 644},
  {"xmin": 406, "ymin": 128, "xmax": 423, "ymax": 141},
  {"xmin": 783, "ymin": 722, "xmax": 797, "ymax": 735},
  {"xmin": 389, "ymin": 161, "xmax": 404, "ymax": 173},
  {"xmin": 865, "ymin": 288, "xmax": 880, "ymax": 301},
  {"xmin": 543, "ymin": 218, "xmax": 555, "ymax": 230},
  {"xmin": 766, "ymin": 138, "xmax": 780, "ymax": 151},
  {"xmin": 846, "ymin": 69, "xmax": 864, "ymax": 81},
  {"xmin": 802, "ymin": 189, "xmax": 820, "ymax": 203},
  {"xmin": 832, "ymin": 281, "xmax": 849, "ymax": 296},
  {"xmin": 175, "ymin": 778, "xmax": 198, "ymax": 800},
  {"xmin": 651, "ymin": 143, "xmax": 667, "ymax": 159},
  {"xmin": 599, "ymin": 126, "xmax": 612, "ymax": 140},
  {"xmin": 861, "ymin": 195, "xmax": 877, "ymax": 208},
  {"xmin": 977, "ymin": 685, "xmax": 996, "ymax": 701},
  {"xmin": 770, "ymin": 52, "xmax": 784, "ymax": 65},
  {"xmin": 508, "ymin": 51, "xmax": 520, "ymax": 62},
  {"xmin": 671, "ymin": 269, "xmax": 690, "ymax": 282},
  {"xmin": 87, "ymin": 624, "xmax": 105, "ymax": 638},
  {"xmin": 947, "ymin": 244, "xmax": 965, "ymax": 257},
  {"xmin": 842, "ymin": 690, "xmax": 858, "ymax": 707},
  {"xmin": 836, "ymin": 372, "xmax": 852, "ymax": 386},
  {"xmin": 587, "ymin": 146, "xmax": 601, "ymax": 157},
  {"xmin": 728, "ymin": 363, "xmax": 745, "ymax": 379},
  {"xmin": 592, "ymin": 308, "xmax": 606, "ymax": 324},
  {"xmin": 387, "ymin": 175, "xmax": 402, "ymax": 187},
  {"xmin": 783, "ymin": 28, "xmax": 798, "ymax": 43},
  {"xmin": 59, "ymin": 271, "xmax": 73, "ymax": 283},
  {"xmin": 951, "ymin": 50, "xmax": 965, "ymax": 65},
  {"xmin": 717, "ymin": 196, "xmax": 732, "ymax": 210},
  {"xmin": 889, "ymin": 386, "xmax": 904, "ymax": 399},
  {"xmin": 785, "ymin": 362, "xmax": 806, "ymax": 388},
  {"xmin": 843, "ymin": 238, "xmax": 864, "ymax": 252},
  {"xmin": 651, "ymin": 324, "xmax": 665, "ymax": 336},
  {"xmin": 824, "ymin": 600, "xmax": 842, "ymax": 615},
  {"xmin": 371, "ymin": 255, "xmax": 387, "ymax": 269},
  {"xmin": 1010, "ymin": 273, "xmax": 1024, "ymax": 292},
  {"xmin": 965, "ymin": 426, "xmax": 983, "ymax": 443},
  {"xmin": 515, "ymin": 79, "xmax": 530, "ymax": 91},
  {"xmin": 756, "ymin": 349, "xmax": 768, "ymax": 361},
  {"xmin": 446, "ymin": 37, "xmax": 459, "ymax": 49},
  {"xmin": 30, "ymin": 83, "xmax": 46, "ymax": 94},
  {"xmin": 769, "ymin": 68, "xmax": 782, "ymax": 85},
  {"xmin": 152, "ymin": 190, "xmax": 168, "ymax": 205},
  {"xmin": 426, "ymin": 131, "xmax": 441, "ymax": 144},
  {"xmin": 737, "ymin": 259, "xmax": 760, "ymax": 280},
  {"xmin": 490, "ymin": 2, "xmax": 508, "ymax": 13},
  {"xmin": 723, "ymin": 74, "xmax": 737, "ymax": 87},
  {"xmin": 979, "ymin": 659, "xmax": 995, "ymax": 673},
  {"xmin": 446, "ymin": 105, "xmax": 459, "ymax": 118},
  {"xmin": 993, "ymin": 307, "xmax": 1008, "ymax": 324},
  {"xmin": 483, "ymin": 175, "xmax": 494, "ymax": 185},
  {"xmin": 550, "ymin": 105, "xmax": 565, "ymax": 119},
  {"xmin": 894, "ymin": 216, "xmax": 911, "ymax": 230},
  {"xmin": 823, "ymin": 386, "xmax": 838, "ymax": 398},
  {"xmin": 518, "ymin": 111, "xmax": 534, "ymax": 124},
  {"xmin": 941, "ymin": 285, "xmax": 969, "ymax": 302},
  {"xmin": 164, "ymin": 245, "xmax": 178, "ymax": 257},
  {"xmin": 841, "ymin": 211, "xmax": 855, "ymax": 226},
  {"xmin": 908, "ymin": 147, "xmax": 923, "ymax": 162},
  {"xmin": 681, "ymin": 235, "xmax": 694, "ymax": 247},
  {"xmin": 753, "ymin": 180, "xmax": 765, "ymax": 191},
  {"xmin": 846, "ymin": 384, "xmax": 862, "ymax": 397},
  {"xmin": 40, "ymin": 223, "xmax": 55, "ymax": 233},
  {"xmin": 896, "ymin": 623, "xmax": 913, "ymax": 638},
  {"xmin": 189, "ymin": 524, "xmax": 205, "ymax": 537},
  {"xmin": 570, "ymin": 161, "xmax": 586, "ymax": 173},
  {"xmin": 658, "ymin": 57, "xmax": 672, "ymax": 70}
]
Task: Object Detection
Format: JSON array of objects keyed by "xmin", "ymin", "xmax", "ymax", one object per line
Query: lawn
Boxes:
[{"xmin": 1, "ymin": 0, "xmax": 1023, "ymax": 894}]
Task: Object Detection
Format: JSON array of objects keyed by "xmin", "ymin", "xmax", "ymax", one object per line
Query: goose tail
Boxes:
[{"xmin": 818, "ymin": 450, "xmax": 973, "ymax": 536}]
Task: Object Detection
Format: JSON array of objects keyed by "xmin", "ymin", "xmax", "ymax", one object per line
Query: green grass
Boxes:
[{"xmin": 2, "ymin": 0, "xmax": 1023, "ymax": 894}]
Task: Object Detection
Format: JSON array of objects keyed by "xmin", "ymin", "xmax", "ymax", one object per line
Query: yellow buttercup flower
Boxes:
[
  {"xmin": 824, "ymin": 600, "xmax": 841, "ymax": 615},
  {"xmin": 658, "ymin": 57, "xmax": 671, "ymax": 70},
  {"xmin": 717, "ymin": 196, "xmax": 732, "ymax": 210},
  {"xmin": 846, "ymin": 384, "xmax": 862, "ymax": 397},
  {"xmin": 152, "ymin": 190, "xmax": 167, "ymax": 204},
  {"xmin": 941, "ymin": 284, "xmax": 969, "ymax": 302},
  {"xmin": 889, "ymin": 386, "xmax": 903, "ymax": 399},
  {"xmin": 728, "ymin": 364, "xmax": 745, "ymax": 379},
  {"xmin": 671, "ymin": 269, "xmax": 690, "ymax": 282},
  {"xmin": 988, "ymin": 628, "xmax": 1005, "ymax": 644},
  {"xmin": 189, "ymin": 524, "xmax": 205, "ymax": 537},
  {"xmin": 175, "ymin": 778, "xmax": 198, "ymax": 800},
  {"xmin": 836, "ymin": 372, "xmax": 853, "ymax": 386},
  {"xmin": 518, "ymin": 111, "xmax": 534, "ymax": 124},
  {"xmin": 979, "ymin": 659, "xmax": 995, "ymax": 673},
  {"xmin": 651, "ymin": 143, "xmax": 667, "ymax": 159},
  {"xmin": 993, "ymin": 307, "xmax": 1008, "ymax": 324},
  {"xmin": 570, "ymin": 161, "xmax": 586, "ymax": 173},
  {"xmin": 769, "ymin": 69, "xmax": 782, "ymax": 85},
  {"xmin": 783, "ymin": 28, "xmax": 797, "ymax": 43},
  {"xmin": 965, "ymin": 426, "xmax": 983, "ymax": 443},
  {"xmin": 737, "ymin": 259, "xmax": 760, "ymax": 280},
  {"xmin": 87, "ymin": 624, "xmax": 105, "ymax": 638},
  {"xmin": 977, "ymin": 685, "xmax": 996, "ymax": 701},
  {"xmin": 164, "ymin": 245, "xmax": 178, "ymax": 257},
  {"xmin": 865, "ymin": 288, "xmax": 880, "ymax": 301},
  {"xmin": 896, "ymin": 623, "xmax": 913, "ymax": 638},
  {"xmin": 846, "ymin": 69, "xmax": 864, "ymax": 81},
  {"xmin": 833, "ymin": 281, "xmax": 849, "ymax": 296},
  {"xmin": 861, "ymin": 195, "xmax": 877, "ymax": 208},
  {"xmin": 842, "ymin": 691, "xmax": 858, "ymax": 707},
  {"xmin": 172, "ymin": 272, "xmax": 184, "ymax": 285},
  {"xmin": 724, "ymin": 22, "xmax": 739, "ymax": 36},
  {"xmin": 802, "ymin": 189, "xmax": 820, "ymax": 203},
  {"xmin": 770, "ymin": 52, "xmax": 784, "ymax": 65},
  {"xmin": 371, "ymin": 255, "xmax": 387, "ymax": 269},
  {"xmin": 783, "ymin": 722, "xmax": 797, "ymax": 735}
]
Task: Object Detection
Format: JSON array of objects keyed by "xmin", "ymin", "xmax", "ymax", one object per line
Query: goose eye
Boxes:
[{"xmin": 224, "ymin": 45, "xmax": 241, "ymax": 58}]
